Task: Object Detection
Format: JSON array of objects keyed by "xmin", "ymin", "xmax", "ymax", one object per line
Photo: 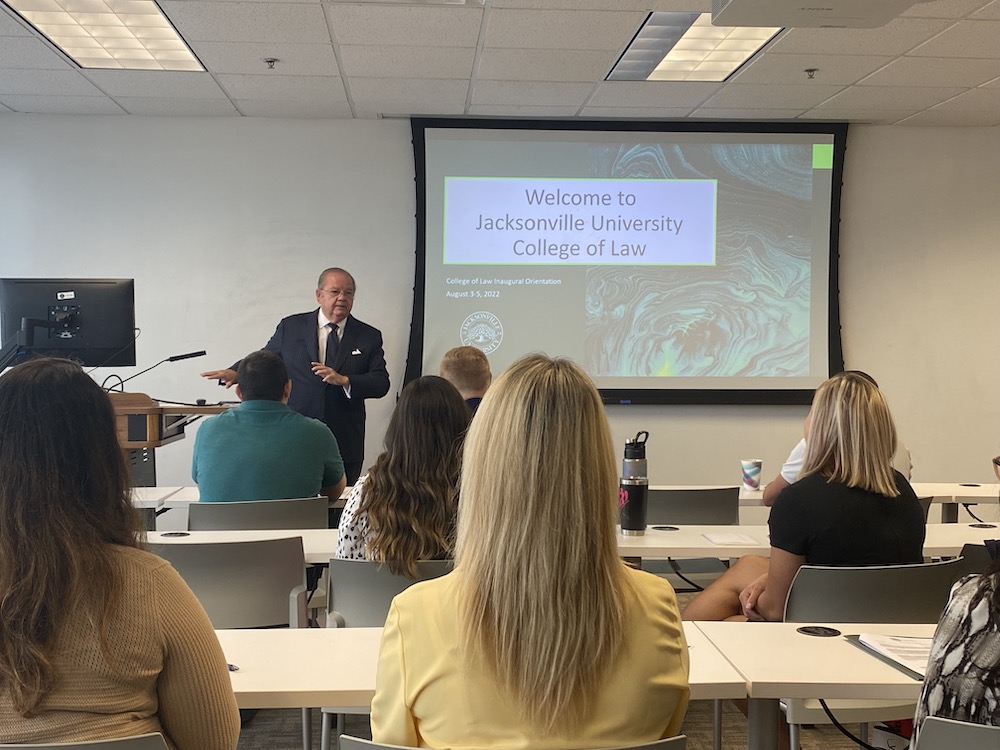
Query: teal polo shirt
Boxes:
[{"xmin": 192, "ymin": 400, "xmax": 344, "ymax": 502}]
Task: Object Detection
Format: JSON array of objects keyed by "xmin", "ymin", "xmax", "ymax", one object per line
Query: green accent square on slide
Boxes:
[{"xmin": 813, "ymin": 144, "xmax": 834, "ymax": 169}]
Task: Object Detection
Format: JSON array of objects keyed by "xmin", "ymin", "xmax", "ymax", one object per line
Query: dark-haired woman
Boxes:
[
  {"xmin": 336, "ymin": 375, "xmax": 470, "ymax": 578},
  {"xmin": 0, "ymin": 358, "xmax": 239, "ymax": 749}
]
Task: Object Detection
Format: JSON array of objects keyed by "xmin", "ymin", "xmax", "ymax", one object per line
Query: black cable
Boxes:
[
  {"xmin": 668, "ymin": 558, "xmax": 706, "ymax": 591},
  {"xmin": 85, "ymin": 327, "xmax": 141, "ymax": 375},
  {"xmin": 964, "ymin": 503, "xmax": 986, "ymax": 523},
  {"xmin": 818, "ymin": 699, "xmax": 886, "ymax": 750},
  {"xmin": 101, "ymin": 373, "xmax": 125, "ymax": 391}
]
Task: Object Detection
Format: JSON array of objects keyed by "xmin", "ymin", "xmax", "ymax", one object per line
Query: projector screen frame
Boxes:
[{"xmin": 407, "ymin": 117, "xmax": 847, "ymax": 406}]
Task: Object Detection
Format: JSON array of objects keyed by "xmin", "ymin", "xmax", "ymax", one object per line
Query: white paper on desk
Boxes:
[
  {"xmin": 702, "ymin": 532, "xmax": 759, "ymax": 545},
  {"xmin": 858, "ymin": 634, "xmax": 932, "ymax": 678}
]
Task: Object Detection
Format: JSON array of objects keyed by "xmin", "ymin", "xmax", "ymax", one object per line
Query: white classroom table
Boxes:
[
  {"xmin": 215, "ymin": 623, "xmax": 745, "ymax": 710},
  {"xmin": 695, "ymin": 621, "xmax": 934, "ymax": 750},
  {"xmin": 617, "ymin": 525, "xmax": 771, "ymax": 559},
  {"xmin": 147, "ymin": 523, "xmax": 996, "ymax": 565},
  {"xmin": 130, "ymin": 486, "xmax": 183, "ymax": 509},
  {"xmin": 911, "ymin": 482, "xmax": 1000, "ymax": 523},
  {"xmin": 148, "ymin": 529, "xmax": 341, "ymax": 565}
]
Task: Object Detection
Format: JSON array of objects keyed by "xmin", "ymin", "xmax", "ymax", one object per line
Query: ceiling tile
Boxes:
[
  {"xmin": 478, "ymin": 48, "xmax": 617, "ymax": 82},
  {"xmin": 350, "ymin": 77, "xmax": 469, "ymax": 108},
  {"xmin": 579, "ymin": 106, "xmax": 693, "ymax": 117},
  {"xmin": 353, "ymin": 102, "xmax": 464, "ymax": 118},
  {"xmin": 0, "ymin": 94, "xmax": 124, "ymax": 114},
  {"xmin": 699, "ymin": 83, "xmax": 845, "ymax": 110},
  {"xmin": 115, "ymin": 97, "xmax": 239, "ymax": 115},
  {"xmin": 471, "ymin": 80, "xmax": 595, "ymax": 106},
  {"xmin": 814, "ymin": 85, "xmax": 966, "ymax": 109},
  {"xmin": 492, "ymin": 0, "xmax": 651, "ymax": 9},
  {"xmin": 653, "ymin": 0, "xmax": 711, "ymax": 9},
  {"xmin": 858, "ymin": 56, "xmax": 1000, "ymax": 87},
  {"xmin": 484, "ymin": 9, "xmax": 645, "ymax": 50},
  {"xmin": 0, "ymin": 69, "xmax": 104, "ymax": 96},
  {"xmin": 767, "ymin": 18, "xmax": 954, "ymax": 56},
  {"xmin": 325, "ymin": 4, "xmax": 483, "ymax": 47},
  {"xmin": 162, "ymin": 1, "xmax": 332, "ymax": 44},
  {"xmin": 216, "ymin": 73, "xmax": 345, "ymax": 101},
  {"xmin": 82, "ymin": 70, "xmax": 227, "ymax": 98},
  {"xmin": 733, "ymin": 54, "xmax": 894, "ymax": 86},
  {"xmin": 971, "ymin": 0, "xmax": 1000, "ymax": 18},
  {"xmin": 236, "ymin": 98, "xmax": 353, "ymax": 117},
  {"xmin": 0, "ymin": 8, "xmax": 33, "ymax": 36},
  {"xmin": 469, "ymin": 104, "xmax": 582, "ymax": 116},
  {"xmin": 690, "ymin": 107, "xmax": 806, "ymax": 119},
  {"xmin": 908, "ymin": 20, "xmax": 1000, "ymax": 57},
  {"xmin": 0, "ymin": 37, "xmax": 73, "ymax": 70},
  {"xmin": 339, "ymin": 45, "xmax": 474, "ymax": 80},
  {"xmin": 895, "ymin": 108, "xmax": 1000, "ymax": 125},
  {"xmin": 925, "ymin": 85, "xmax": 1000, "ymax": 111},
  {"xmin": 193, "ymin": 42, "xmax": 340, "ymax": 76},
  {"xmin": 588, "ymin": 81, "xmax": 720, "ymax": 108},
  {"xmin": 901, "ymin": 0, "xmax": 994, "ymax": 18},
  {"xmin": 797, "ymin": 109, "xmax": 916, "ymax": 124}
]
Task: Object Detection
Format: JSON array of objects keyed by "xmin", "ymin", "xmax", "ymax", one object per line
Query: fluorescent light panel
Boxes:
[
  {"xmin": 3, "ymin": 0, "xmax": 202, "ymax": 70},
  {"xmin": 609, "ymin": 12, "xmax": 779, "ymax": 83}
]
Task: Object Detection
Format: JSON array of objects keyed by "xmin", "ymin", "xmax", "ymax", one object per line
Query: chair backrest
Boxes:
[
  {"xmin": 187, "ymin": 496, "xmax": 328, "ymax": 530},
  {"xmin": 954, "ymin": 543, "xmax": 994, "ymax": 578},
  {"xmin": 327, "ymin": 558, "xmax": 452, "ymax": 627},
  {"xmin": 340, "ymin": 735, "xmax": 686, "ymax": 750},
  {"xmin": 152, "ymin": 537, "xmax": 306, "ymax": 628},
  {"xmin": 784, "ymin": 558, "xmax": 967, "ymax": 624},
  {"xmin": 0, "ymin": 733, "xmax": 169, "ymax": 749},
  {"xmin": 916, "ymin": 495, "xmax": 933, "ymax": 522},
  {"xmin": 646, "ymin": 487, "xmax": 740, "ymax": 526},
  {"xmin": 915, "ymin": 716, "xmax": 1000, "ymax": 750}
]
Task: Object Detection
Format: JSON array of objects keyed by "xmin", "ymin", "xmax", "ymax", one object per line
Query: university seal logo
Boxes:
[{"xmin": 460, "ymin": 311, "xmax": 503, "ymax": 354}]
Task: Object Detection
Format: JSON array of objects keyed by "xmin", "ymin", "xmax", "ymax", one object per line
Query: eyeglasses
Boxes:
[{"xmin": 319, "ymin": 288, "xmax": 355, "ymax": 299}]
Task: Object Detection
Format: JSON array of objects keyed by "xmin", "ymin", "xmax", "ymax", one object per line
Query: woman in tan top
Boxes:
[{"xmin": 0, "ymin": 357, "xmax": 240, "ymax": 749}]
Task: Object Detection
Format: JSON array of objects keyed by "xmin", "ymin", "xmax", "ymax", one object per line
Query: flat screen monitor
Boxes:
[
  {"xmin": 0, "ymin": 278, "xmax": 136, "ymax": 367},
  {"xmin": 408, "ymin": 119, "xmax": 847, "ymax": 405}
]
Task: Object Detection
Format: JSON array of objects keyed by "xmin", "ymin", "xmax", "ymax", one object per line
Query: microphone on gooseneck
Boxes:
[
  {"xmin": 103, "ymin": 351, "xmax": 208, "ymax": 391},
  {"xmin": 167, "ymin": 350, "xmax": 207, "ymax": 362}
]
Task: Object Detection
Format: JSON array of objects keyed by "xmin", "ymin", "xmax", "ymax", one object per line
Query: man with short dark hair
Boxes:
[
  {"xmin": 439, "ymin": 345, "xmax": 491, "ymax": 414},
  {"xmin": 193, "ymin": 350, "xmax": 346, "ymax": 503},
  {"xmin": 201, "ymin": 267, "xmax": 390, "ymax": 485}
]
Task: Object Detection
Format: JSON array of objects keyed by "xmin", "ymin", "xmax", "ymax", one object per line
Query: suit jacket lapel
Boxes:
[{"xmin": 306, "ymin": 310, "xmax": 320, "ymax": 363}]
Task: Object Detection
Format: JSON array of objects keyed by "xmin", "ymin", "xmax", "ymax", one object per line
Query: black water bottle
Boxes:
[{"xmin": 619, "ymin": 431, "xmax": 649, "ymax": 536}]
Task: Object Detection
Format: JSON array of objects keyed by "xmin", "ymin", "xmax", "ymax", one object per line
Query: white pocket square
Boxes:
[{"xmin": 352, "ymin": 349, "xmax": 362, "ymax": 355}]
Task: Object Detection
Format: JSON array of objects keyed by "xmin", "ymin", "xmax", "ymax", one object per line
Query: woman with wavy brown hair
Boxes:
[
  {"xmin": 0, "ymin": 358, "xmax": 239, "ymax": 748},
  {"xmin": 336, "ymin": 375, "xmax": 470, "ymax": 577},
  {"xmin": 370, "ymin": 354, "xmax": 689, "ymax": 748}
]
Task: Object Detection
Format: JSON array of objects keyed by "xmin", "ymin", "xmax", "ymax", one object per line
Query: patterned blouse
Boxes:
[
  {"xmin": 335, "ymin": 474, "xmax": 370, "ymax": 560},
  {"xmin": 913, "ymin": 573, "xmax": 1000, "ymax": 745}
]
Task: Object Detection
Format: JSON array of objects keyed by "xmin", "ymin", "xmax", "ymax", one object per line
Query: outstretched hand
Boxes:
[{"xmin": 201, "ymin": 368, "xmax": 237, "ymax": 388}]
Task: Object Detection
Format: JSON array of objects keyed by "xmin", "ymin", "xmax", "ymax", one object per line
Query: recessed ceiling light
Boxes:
[
  {"xmin": 2, "ymin": 0, "xmax": 203, "ymax": 71},
  {"xmin": 608, "ymin": 12, "xmax": 779, "ymax": 83}
]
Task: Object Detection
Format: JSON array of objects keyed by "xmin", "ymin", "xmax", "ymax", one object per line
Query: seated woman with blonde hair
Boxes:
[
  {"xmin": 0, "ymin": 358, "xmax": 239, "ymax": 748},
  {"xmin": 682, "ymin": 370, "xmax": 925, "ymax": 622},
  {"xmin": 336, "ymin": 375, "xmax": 470, "ymax": 577},
  {"xmin": 371, "ymin": 354, "xmax": 690, "ymax": 748}
]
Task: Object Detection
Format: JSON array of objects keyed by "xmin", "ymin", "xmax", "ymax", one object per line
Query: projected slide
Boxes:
[{"xmin": 416, "ymin": 122, "xmax": 845, "ymax": 402}]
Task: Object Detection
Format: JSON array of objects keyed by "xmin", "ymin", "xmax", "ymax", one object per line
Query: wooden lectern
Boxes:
[{"xmin": 109, "ymin": 392, "xmax": 227, "ymax": 486}]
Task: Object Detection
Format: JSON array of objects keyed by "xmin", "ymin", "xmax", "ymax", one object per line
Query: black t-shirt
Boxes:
[{"xmin": 769, "ymin": 470, "xmax": 925, "ymax": 565}]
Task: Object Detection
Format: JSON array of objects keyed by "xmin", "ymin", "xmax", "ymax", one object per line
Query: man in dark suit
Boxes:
[{"xmin": 202, "ymin": 267, "xmax": 389, "ymax": 485}]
